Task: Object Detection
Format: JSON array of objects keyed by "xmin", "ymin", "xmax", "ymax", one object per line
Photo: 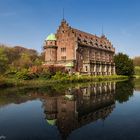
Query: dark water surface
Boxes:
[{"xmin": 0, "ymin": 80, "xmax": 140, "ymax": 140}]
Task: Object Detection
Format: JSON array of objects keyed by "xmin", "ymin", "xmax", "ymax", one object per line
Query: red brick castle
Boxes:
[{"xmin": 43, "ymin": 19, "xmax": 115, "ymax": 75}]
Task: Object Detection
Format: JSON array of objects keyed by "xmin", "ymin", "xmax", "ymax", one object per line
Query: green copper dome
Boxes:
[
  {"xmin": 46, "ymin": 33, "xmax": 56, "ymax": 41},
  {"xmin": 47, "ymin": 119, "xmax": 57, "ymax": 125},
  {"xmin": 65, "ymin": 95, "xmax": 74, "ymax": 100}
]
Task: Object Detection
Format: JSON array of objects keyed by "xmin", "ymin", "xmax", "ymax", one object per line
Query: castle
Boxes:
[{"xmin": 43, "ymin": 19, "xmax": 115, "ymax": 75}]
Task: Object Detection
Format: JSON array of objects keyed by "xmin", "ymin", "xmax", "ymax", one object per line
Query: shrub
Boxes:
[
  {"xmin": 39, "ymin": 69, "xmax": 52, "ymax": 79},
  {"xmin": 52, "ymin": 71, "xmax": 68, "ymax": 80},
  {"xmin": 16, "ymin": 69, "xmax": 38, "ymax": 80},
  {"xmin": 42, "ymin": 65, "xmax": 66, "ymax": 75}
]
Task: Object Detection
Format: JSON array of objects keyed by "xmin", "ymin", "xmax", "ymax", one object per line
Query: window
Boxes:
[
  {"xmin": 85, "ymin": 66, "xmax": 88, "ymax": 72},
  {"xmin": 90, "ymin": 41, "xmax": 93, "ymax": 45},
  {"xmin": 78, "ymin": 37, "xmax": 81, "ymax": 41},
  {"xmin": 95, "ymin": 43, "xmax": 98, "ymax": 46},
  {"xmin": 84, "ymin": 39, "xmax": 87, "ymax": 42},
  {"xmin": 61, "ymin": 47, "xmax": 66, "ymax": 53},
  {"xmin": 61, "ymin": 56, "xmax": 66, "ymax": 60}
]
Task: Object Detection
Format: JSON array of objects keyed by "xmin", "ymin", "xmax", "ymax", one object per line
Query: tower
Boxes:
[{"xmin": 44, "ymin": 33, "xmax": 57, "ymax": 64}]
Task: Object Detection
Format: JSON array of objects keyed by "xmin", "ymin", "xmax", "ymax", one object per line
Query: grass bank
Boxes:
[
  {"xmin": 0, "ymin": 75, "xmax": 128, "ymax": 88},
  {"xmin": 133, "ymin": 66, "xmax": 140, "ymax": 79}
]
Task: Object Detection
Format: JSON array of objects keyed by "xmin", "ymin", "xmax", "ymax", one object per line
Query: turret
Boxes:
[{"xmin": 44, "ymin": 33, "xmax": 57, "ymax": 64}]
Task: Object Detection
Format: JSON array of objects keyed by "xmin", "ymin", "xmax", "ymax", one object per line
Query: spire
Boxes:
[
  {"xmin": 102, "ymin": 24, "xmax": 104, "ymax": 36},
  {"xmin": 62, "ymin": 8, "xmax": 65, "ymax": 21},
  {"xmin": 101, "ymin": 24, "xmax": 106, "ymax": 38},
  {"xmin": 61, "ymin": 8, "xmax": 69, "ymax": 27}
]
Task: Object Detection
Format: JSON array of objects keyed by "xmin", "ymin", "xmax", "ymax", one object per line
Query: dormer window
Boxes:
[
  {"xmin": 95, "ymin": 43, "xmax": 98, "ymax": 46},
  {"xmin": 78, "ymin": 37, "xmax": 81, "ymax": 41},
  {"xmin": 84, "ymin": 39, "xmax": 87, "ymax": 43}
]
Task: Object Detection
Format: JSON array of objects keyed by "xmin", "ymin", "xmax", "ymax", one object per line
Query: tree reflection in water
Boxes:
[{"xmin": 115, "ymin": 80, "xmax": 134, "ymax": 103}]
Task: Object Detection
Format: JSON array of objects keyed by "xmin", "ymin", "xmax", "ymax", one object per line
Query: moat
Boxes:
[{"xmin": 0, "ymin": 79, "xmax": 140, "ymax": 140}]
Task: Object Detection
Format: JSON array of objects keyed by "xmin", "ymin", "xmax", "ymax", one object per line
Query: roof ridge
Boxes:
[{"xmin": 72, "ymin": 27, "xmax": 100, "ymax": 39}]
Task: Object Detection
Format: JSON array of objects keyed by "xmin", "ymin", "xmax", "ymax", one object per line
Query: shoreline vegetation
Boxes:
[
  {"xmin": 0, "ymin": 75, "xmax": 129, "ymax": 88},
  {"xmin": 134, "ymin": 66, "xmax": 140, "ymax": 78},
  {"xmin": 0, "ymin": 45, "xmax": 135, "ymax": 89}
]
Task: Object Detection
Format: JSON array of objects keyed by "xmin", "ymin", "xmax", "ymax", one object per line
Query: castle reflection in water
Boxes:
[{"xmin": 42, "ymin": 82, "xmax": 116, "ymax": 139}]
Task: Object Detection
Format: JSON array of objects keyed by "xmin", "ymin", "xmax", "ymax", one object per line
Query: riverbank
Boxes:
[
  {"xmin": 0, "ymin": 75, "xmax": 128, "ymax": 88},
  {"xmin": 133, "ymin": 75, "xmax": 140, "ymax": 79},
  {"xmin": 133, "ymin": 66, "xmax": 140, "ymax": 79}
]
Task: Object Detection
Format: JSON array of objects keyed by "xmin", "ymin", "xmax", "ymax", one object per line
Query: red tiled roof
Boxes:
[{"xmin": 71, "ymin": 28, "xmax": 114, "ymax": 51}]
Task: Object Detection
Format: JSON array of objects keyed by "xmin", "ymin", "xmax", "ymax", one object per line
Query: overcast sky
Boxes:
[{"xmin": 0, "ymin": 0, "xmax": 140, "ymax": 57}]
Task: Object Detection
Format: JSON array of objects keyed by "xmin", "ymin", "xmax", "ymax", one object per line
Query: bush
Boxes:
[
  {"xmin": 39, "ymin": 69, "xmax": 52, "ymax": 79},
  {"xmin": 52, "ymin": 71, "xmax": 69, "ymax": 80},
  {"xmin": 16, "ymin": 69, "xmax": 38, "ymax": 80}
]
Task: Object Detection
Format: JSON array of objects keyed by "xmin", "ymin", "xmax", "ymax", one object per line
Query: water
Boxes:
[{"xmin": 0, "ymin": 80, "xmax": 140, "ymax": 140}]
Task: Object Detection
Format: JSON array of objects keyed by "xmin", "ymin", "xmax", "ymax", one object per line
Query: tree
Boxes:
[
  {"xmin": 114, "ymin": 53, "xmax": 134, "ymax": 76},
  {"xmin": 15, "ymin": 53, "xmax": 32, "ymax": 69},
  {"xmin": 0, "ymin": 44, "xmax": 45, "ymax": 75},
  {"xmin": 0, "ymin": 48, "xmax": 8, "ymax": 74},
  {"xmin": 133, "ymin": 56, "xmax": 140, "ymax": 66}
]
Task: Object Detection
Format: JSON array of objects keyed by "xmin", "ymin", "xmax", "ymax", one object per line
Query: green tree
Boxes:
[
  {"xmin": 114, "ymin": 53, "xmax": 134, "ymax": 76},
  {"xmin": 33, "ymin": 58, "xmax": 42, "ymax": 66},
  {"xmin": 133, "ymin": 56, "xmax": 140, "ymax": 66},
  {"xmin": 17, "ymin": 53, "xmax": 32, "ymax": 69},
  {"xmin": 0, "ymin": 44, "xmax": 44, "ymax": 74},
  {"xmin": 0, "ymin": 48, "xmax": 8, "ymax": 74}
]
